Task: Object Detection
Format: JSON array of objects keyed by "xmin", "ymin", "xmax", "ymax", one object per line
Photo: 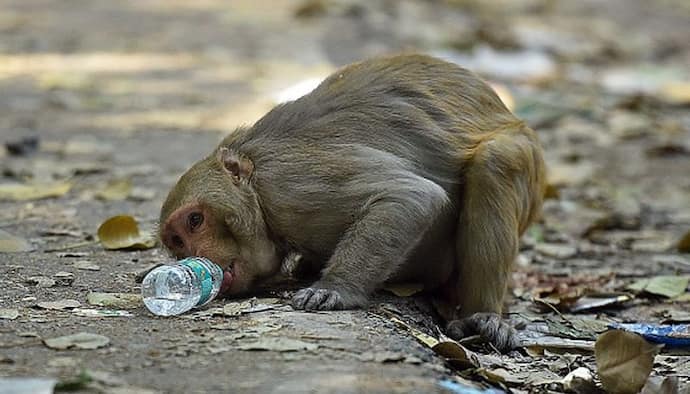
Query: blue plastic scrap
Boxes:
[
  {"xmin": 608, "ymin": 323, "xmax": 690, "ymax": 347},
  {"xmin": 438, "ymin": 379, "xmax": 505, "ymax": 394}
]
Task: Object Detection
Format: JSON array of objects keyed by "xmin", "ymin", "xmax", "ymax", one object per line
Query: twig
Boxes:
[
  {"xmin": 534, "ymin": 297, "xmax": 570, "ymax": 322},
  {"xmin": 457, "ymin": 335, "xmax": 484, "ymax": 346}
]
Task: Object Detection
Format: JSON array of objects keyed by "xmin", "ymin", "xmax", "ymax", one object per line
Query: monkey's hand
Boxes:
[
  {"xmin": 291, "ymin": 281, "xmax": 367, "ymax": 311},
  {"xmin": 446, "ymin": 313, "xmax": 519, "ymax": 352}
]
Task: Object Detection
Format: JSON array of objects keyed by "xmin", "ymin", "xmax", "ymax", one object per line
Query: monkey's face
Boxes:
[{"xmin": 159, "ymin": 147, "xmax": 281, "ymax": 295}]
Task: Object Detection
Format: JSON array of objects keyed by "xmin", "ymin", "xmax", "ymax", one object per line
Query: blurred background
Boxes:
[
  {"xmin": 1, "ymin": 1, "xmax": 689, "ymax": 392},
  {"xmin": 2, "ymin": 0, "xmax": 689, "ymax": 240}
]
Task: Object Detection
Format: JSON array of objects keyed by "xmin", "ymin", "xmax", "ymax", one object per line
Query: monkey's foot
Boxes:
[
  {"xmin": 446, "ymin": 313, "xmax": 519, "ymax": 352},
  {"xmin": 292, "ymin": 287, "xmax": 344, "ymax": 310}
]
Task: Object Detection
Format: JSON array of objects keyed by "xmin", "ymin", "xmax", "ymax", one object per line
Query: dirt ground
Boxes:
[{"xmin": 1, "ymin": 1, "xmax": 689, "ymax": 393}]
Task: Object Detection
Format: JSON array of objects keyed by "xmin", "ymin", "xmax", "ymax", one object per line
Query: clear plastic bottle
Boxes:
[{"xmin": 141, "ymin": 257, "xmax": 223, "ymax": 316}]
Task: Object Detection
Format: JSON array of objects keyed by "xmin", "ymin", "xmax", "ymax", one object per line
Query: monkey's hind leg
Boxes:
[{"xmin": 446, "ymin": 124, "xmax": 544, "ymax": 352}]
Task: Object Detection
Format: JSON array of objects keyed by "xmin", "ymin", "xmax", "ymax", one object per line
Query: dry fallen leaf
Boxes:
[
  {"xmin": 87, "ymin": 292, "xmax": 142, "ymax": 309},
  {"xmin": 0, "ymin": 229, "xmax": 33, "ymax": 252},
  {"xmin": 97, "ymin": 215, "xmax": 156, "ymax": 250},
  {"xmin": 43, "ymin": 332, "xmax": 110, "ymax": 350},
  {"xmin": 95, "ymin": 178, "xmax": 132, "ymax": 201},
  {"xmin": 477, "ymin": 367, "xmax": 525, "ymax": 387},
  {"xmin": 36, "ymin": 299, "xmax": 81, "ymax": 310},
  {"xmin": 0, "ymin": 181, "xmax": 71, "ymax": 201},
  {"xmin": 628, "ymin": 276, "xmax": 689, "ymax": 298},
  {"xmin": 389, "ymin": 316, "xmax": 478, "ymax": 370},
  {"xmin": 595, "ymin": 330, "xmax": 661, "ymax": 394}
]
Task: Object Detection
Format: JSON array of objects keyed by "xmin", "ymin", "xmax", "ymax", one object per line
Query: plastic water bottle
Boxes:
[{"xmin": 141, "ymin": 257, "xmax": 223, "ymax": 316}]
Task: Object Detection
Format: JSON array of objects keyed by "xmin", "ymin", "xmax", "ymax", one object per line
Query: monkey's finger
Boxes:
[
  {"xmin": 291, "ymin": 288, "xmax": 315, "ymax": 310},
  {"xmin": 303, "ymin": 288, "xmax": 331, "ymax": 310},
  {"xmin": 472, "ymin": 314, "xmax": 519, "ymax": 352},
  {"xmin": 318, "ymin": 290, "xmax": 342, "ymax": 310},
  {"xmin": 446, "ymin": 313, "xmax": 519, "ymax": 352},
  {"xmin": 446, "ymin": 319, "xmax": 469, "ymax": 339}
]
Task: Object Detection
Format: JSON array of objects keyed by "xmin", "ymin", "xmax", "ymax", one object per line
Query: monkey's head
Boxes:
[{"xmin": 159, "ymin": 145, "xmax": 281, "ymax": 296}]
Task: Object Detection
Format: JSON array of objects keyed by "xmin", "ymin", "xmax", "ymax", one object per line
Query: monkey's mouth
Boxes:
[{"xmin": 219, "ymin": 268, "xmax": 234, "ymax": 294}]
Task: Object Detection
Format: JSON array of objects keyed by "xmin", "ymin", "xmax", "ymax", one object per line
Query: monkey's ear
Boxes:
[{"xmin": 217, "ymin": 147, "xmax": 254, "ymax": 184}]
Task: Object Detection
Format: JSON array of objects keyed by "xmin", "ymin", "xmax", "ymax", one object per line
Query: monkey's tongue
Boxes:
[{"xmin": 219, "ymin": 270, "xmax": 233, "ymax": 294}]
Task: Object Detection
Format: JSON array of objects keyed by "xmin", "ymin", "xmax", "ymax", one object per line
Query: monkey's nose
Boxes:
[{"xmin": 162, "ymin": 226, "xmax": 191, "ymax": 257}]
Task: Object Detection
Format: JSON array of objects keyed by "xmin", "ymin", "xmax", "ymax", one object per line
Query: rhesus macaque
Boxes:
[{"xmin": 159, "ymin": 54, "xmax": 545, "ymax": 351}]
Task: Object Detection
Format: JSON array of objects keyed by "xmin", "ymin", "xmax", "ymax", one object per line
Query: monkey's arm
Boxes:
[{"xmin": 291, "ymin": 171, "xmax": 449, "ymax": 310}]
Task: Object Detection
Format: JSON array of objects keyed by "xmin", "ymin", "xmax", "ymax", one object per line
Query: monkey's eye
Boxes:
[{"xmin": 188, "ymin": 212, "xmax": 204, "ymax": 231}]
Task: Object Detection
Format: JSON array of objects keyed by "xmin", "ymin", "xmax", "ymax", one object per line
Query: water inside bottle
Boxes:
[
  {"xmin": 142, "ymin": 265, "xmax": 202, "ymax": 316},
  {"xmin": 141, "ymin": 258, "xmax": 223, "ymax": 316}
]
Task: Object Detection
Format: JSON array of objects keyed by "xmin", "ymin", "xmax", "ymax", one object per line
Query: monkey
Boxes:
[{"xmin": 159, "ymin": 54, "xmax": 545, "ymax": 351}]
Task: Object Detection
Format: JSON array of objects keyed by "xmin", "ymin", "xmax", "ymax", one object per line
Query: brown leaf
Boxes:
[
  {"xmin": 595, "ymin": 330, "xmax": 661, "ymax": 394},
  {"xmin": 97, "ymin": 215, "xmax": 155, "ymax": 250},
  {"xmin": 389, "ymin": 316, "xmax": 479, "ymax": 370}
]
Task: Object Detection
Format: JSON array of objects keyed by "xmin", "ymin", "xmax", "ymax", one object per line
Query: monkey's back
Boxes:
[{"xmin": 225, "ymin": 54, "xmax": 523, "ymax": 260}]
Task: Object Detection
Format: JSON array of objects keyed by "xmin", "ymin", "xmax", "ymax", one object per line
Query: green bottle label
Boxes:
[{"xmin": 180, "ymin": 258, "xmax": 214, "ymax": 306}]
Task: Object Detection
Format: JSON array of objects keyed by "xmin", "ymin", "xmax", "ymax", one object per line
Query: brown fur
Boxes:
[{"xmin": 159, "ymin": 54, "xmax": 545, "ymax": 351}]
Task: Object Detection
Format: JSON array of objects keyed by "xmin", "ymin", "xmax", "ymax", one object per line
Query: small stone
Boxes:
[
  {"xmin": 0, "ymin": 308, "xmax": 19, "ymax": 320},
  {"xmin": 53, "ymin": 271, "xmax": 75, "ymax": 286},
  {"xmin": 25, "ymin": 276, "xmax": 56, "ymax": 288}
]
